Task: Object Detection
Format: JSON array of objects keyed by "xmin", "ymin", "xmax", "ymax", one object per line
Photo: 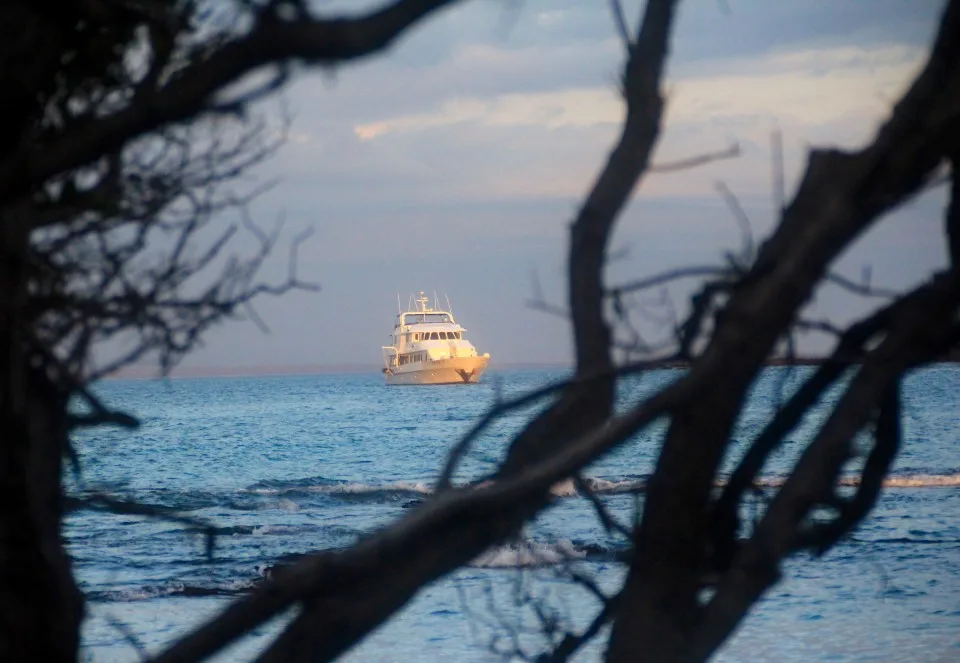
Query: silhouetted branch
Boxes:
[
  {"xmin": 797, "ymin": 381, "xmax": 902, "ymax": 554},
  {"xmin": 608, "ymin": 0, "xmax": 632, "ymax": 51},
  {"xmin": 771, "ymin": 129, "xmax": 785, "ymax": 215},
  {"xmin": 825, "ymin": 271, "xmax": 899, "ymax": 299},
  {"xmin": 436, "ymin": 353, "xmax": 683, "ymax": 491},
  {"xmin": 695, "ymin": 272, "xmax": 960, "ymax": 659},
  {"xmin": 104, "ymin": 613, "xmax": 150, "ymax": 662},
  {"xmin": 609, "ymin": 266, "xmax": 731, "ymax": 296},
  {"xmin": 536, "ymin": 595, "xmax": 618, "ymax": 663},
  {"xmin": 794, "ymin": 317, "xmax": 845, "ymax": 338},
  {"xmin": 714, "ymin": 180, "xmax": 754, "ymax": 265},
  {"xmin": 610, "ymin": 0, "xmax": 960, "ymax": 656},
  {"xmin": 65, "ymin": 493, "xmax": 217, "ymax": 559},
  {"xmin": 0, "ymin": 0, "xmax": 466, "ymax": 205},
  {"xmin": 574, "ymin": 475, "xmax": 632, "ymax": 539},
  {"xmin": 709, "ymin": 287, "xmax": 926, "ymax": 570},
  {"xmin": 649, "ymin": 142, "xmax": 740, "ymax": 174}
]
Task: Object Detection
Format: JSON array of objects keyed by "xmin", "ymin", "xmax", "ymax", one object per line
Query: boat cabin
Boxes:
[{"xmin": 383, "ymin": 293, "xmax": 481, "ymax": 367}]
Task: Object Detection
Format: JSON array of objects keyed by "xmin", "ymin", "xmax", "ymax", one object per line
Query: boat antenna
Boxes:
[
  {"xmin": 433, "ymin": 290, "xmax": 439, "ymax": 311},
  {"xmin": 397, "ymin": 292, "xmax": 401, "ymax": 315},
  {"xmin": 444, "ymin": 290, "xmax": 452, "ymax": 313}
]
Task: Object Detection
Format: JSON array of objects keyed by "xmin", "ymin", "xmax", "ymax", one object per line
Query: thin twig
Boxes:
[
  {"xmin": 574, "ymin": 475, "xmax": 632, "ymax": 539},
  {"xmin": 825, "ymin": 271, "xmax": 899, "ymax": 299},
  {"xmin": 649, "ymin": 142, "xmax": 740, "ymax": 174},
  {"xmin": 435, "ymin": 354, "xmax": 681, "ymax": 491},
  {"xmin": 608, "ymin": 0, "xmax": 632, "ymax": 50},
  {"xmin": 610, "ymin": 266, "xmax": 730, "ymax": 296},
  {"xmin": 714, "ymin": 180, "xmax": 754, "ymax": 264}
]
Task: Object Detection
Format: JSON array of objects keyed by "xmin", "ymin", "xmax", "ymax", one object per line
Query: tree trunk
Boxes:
[{"xmin": 0, "ymin": 223, "xmax": 83, "ymax": 661}]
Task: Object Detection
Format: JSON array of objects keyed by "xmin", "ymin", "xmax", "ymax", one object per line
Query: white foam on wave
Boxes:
[
  {"xmin": 243, "ymin": 480, "xmax": 434, "ymax": 497},
  {"xmin": 111, "ymin": 583, "xmax": 185, "ymax": 602},
  {"xmin": 748, "ymin": 473, "xmax": 960, "ymax": 489},
  {"xmin": 880, "ymin": 474, "xmax": 960, "ymax": 488},
  {"xmin": 549, "ymin": 478, "xmax": 578, "ymax": 497},
  {"xmin": 471, "ymin": 539, "xmax": 586, "ymax": 568},
  {"xmin": 585, "ymin": 477, "xmax": 645, "ymax": 494},
  {"xmin": 241, "ymin": 471, "xmax": 958, "ymax": 504},
  {"xmin": 325, "ymin": 480, "xmax": 433, "ymax": 495},
  {"xmin": 252, "ymin": 524, "xmax": 303, "ymax": 536}
]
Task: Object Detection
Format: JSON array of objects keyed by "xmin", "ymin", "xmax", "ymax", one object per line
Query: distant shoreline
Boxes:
[
  {"xmin": 102, "ymin": 361, "xmax": 574, "ymax": 380},
  {"xmin": 101, "ymin": 356, "xmax": 958, "ymax": 380}
]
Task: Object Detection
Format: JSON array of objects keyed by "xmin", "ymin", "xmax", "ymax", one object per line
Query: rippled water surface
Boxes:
[{"xmin": 69, "ymin": 366, "xmax": 960, "ymax": 662}]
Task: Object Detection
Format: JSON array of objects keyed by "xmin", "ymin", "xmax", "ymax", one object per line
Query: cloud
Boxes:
[
  {"xmin": 336, "ymin": 42, "xmax": 926, "ymax": 203},
  {"xmin": 349, "ymin": 43, "xmax": 923, "ymax": 138},
  {"xmin": 354, "ymin": 86, "xmax": 622, "ymax": 138}
]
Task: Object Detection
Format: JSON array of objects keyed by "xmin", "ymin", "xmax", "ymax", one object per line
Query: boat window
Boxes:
[
  {"xmin": 438, "ymin": 332, "xmax": 446, "ymax": 340},
  {"xmin": 428, "ymin": 332, "xmax": 437, "ymax": 340},
  {"xmin": 456, "ymin": 332, "xmax": 462, "ymax": 339},
  {"xmin": 403, "ymin": 313, "xmax": 453, "ymax": 325}
]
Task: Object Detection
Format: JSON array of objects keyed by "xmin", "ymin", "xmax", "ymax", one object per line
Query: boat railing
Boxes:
[{"xmin": 381, "ymin": 345, "xmax": 399, "ymax": 368}]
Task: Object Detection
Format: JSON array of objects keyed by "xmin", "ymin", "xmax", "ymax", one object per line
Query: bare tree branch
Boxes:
[
  {"xmin": 536, "ymin": 594, "xmax": 619, "ymax": 663},
  {"xmin": 574, "ymin": 475, "xmax": 632, "ymax": 539},
  {"xmin": 825, "ymin": 270, "xmax": 900, "ymax": 299},
  {"xmin": 648, "ymin": 142, "xmax": 740, "ymax": 174},
  {"xmin": 64, "ymin": 493, "xmax": 217, "ymax": 559},
  {"xmin": 694, "ymin": 272, "xmax": 960, "ymax": 659},
  {"xmin": 610, "ymin": 266, "xmax": 732, "ymax": 296},
  {"xmin": 436, "ymin": 354, "xmax": 682, "ymax": 492},
  {"xmin": 608, "ymin": 0, "xmax": 632, "ymax": 51},
  {"xmin": 609, "ymin": 0, "xmax": 960, "ymax": 656},
  {"xmin": 0, "ymin": 0, "xmax": 465, "ymax": 205},
  {"xmin": 797, "ymin": 380, "xmax": 902, "ymax": 554},
  {"xmin": 714, "ymin": 180, "xmax": 754, "ymax": 265}
]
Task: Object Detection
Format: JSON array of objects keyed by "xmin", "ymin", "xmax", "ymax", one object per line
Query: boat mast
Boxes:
[{"xmin": 416, "ymin": 291, "xmax": 429, "ymax": 313}]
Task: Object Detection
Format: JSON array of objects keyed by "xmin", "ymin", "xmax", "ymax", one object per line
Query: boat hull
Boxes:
[{"xmin": 385, "ymin": 356, "xmax": 489, "ymax": 385}]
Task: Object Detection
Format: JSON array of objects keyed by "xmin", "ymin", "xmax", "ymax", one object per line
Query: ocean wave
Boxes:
[
  {"xmin": 238, "ymin": 471, "xmax": 958, "ymax": 506},
  {"xmin": 88, "ymin": 579, "xmax": 254, "ymax": 602},
  {"xmin": 257, "ymin": 539, "xmax": 624, "ymax": 578},
  {"xmin": 470, "ymin": 540, "xmax": 587, "ymax": 568},
  {"xmin": 745, "ymin": 473, "xmax": 960, "ymax": 489},
  {"xmin": 238, "ymin": 476, "xmax": 646, "ymax": 502},
  {"xmin": 241, "ymin": 476, "xmax": 433, "ymax": 502}
]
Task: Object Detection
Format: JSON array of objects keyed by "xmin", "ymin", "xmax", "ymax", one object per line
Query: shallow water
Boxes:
[{"xmin": 68, "ymin": 366, "xmax": 960, "ymax": 662}]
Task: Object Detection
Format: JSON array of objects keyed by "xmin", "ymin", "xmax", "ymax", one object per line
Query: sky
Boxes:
[{"xmin": 145, "ymin": 0, "xmax": 951, "ymax": 371}]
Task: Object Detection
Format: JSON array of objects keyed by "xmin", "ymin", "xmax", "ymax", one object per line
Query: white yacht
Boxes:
[{"xmin": 381, "ymin": 292, "xmax": 490, "ymax": 385}]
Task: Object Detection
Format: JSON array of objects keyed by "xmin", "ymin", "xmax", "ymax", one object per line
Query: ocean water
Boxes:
[{"xmin": 67, "ymin": 366, "xmax": 960, "ymax": 662}]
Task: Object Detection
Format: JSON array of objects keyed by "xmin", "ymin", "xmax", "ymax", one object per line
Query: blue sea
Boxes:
[{"xmin": 68, "ymin": 367, "xmax": 960, "ymax": 662}]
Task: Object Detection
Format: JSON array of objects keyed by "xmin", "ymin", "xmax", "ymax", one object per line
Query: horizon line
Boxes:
[{"xmin": 101, "ymin": 361, "xmax": 575, "ymax": 380}]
